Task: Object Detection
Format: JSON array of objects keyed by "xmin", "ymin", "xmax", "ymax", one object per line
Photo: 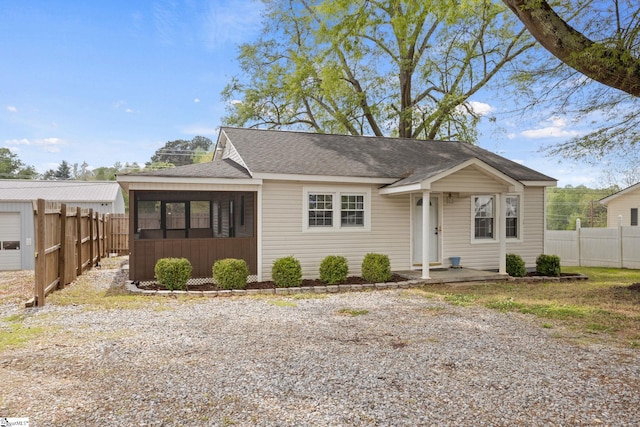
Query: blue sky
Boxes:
[{"xmin": 1, "ymin": 1, "xmax": 602, "ymax": 186}]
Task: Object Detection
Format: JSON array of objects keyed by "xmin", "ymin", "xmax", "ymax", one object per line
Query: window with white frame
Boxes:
[
  {"xmin": 305, "ymin": 188, "xmax": 370, "ymax": 231},
  {"xmin": 506, "ymin": 195, "xmax": 519, "ymax": 238},
  {"xmin": 341, "ymin": 194, "xmax": 364, "ymax": 226},
  {"xmin": 308, "ymin": 194, "xmax": 333, "ymax": 227},
  {"xmin": 474, "ymin": 196, "xmax": 494, "ymax": 239}
]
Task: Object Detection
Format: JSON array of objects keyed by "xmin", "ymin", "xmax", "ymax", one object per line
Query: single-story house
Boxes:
[
  {"xmin": 117, "ymin": 127, "xmax": 556, "ymax": 282},
  {"xmin": 0, "ymin": 180, "xmax": 125, "ymax": 270},
  {"xmin": 600, "ymin": 182, "xmax": 640, "ymax": 227}
]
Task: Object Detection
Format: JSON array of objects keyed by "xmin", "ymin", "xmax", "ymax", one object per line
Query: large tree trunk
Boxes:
[{"xmin": 503, "ymin": 0, "xmax": 640, "ymax": 97}]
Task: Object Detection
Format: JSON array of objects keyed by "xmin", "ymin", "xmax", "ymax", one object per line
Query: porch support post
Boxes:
[
  {"xmin": 498, "ymin": 193, "xmax": 507, "ymax": 274},
  {"xmin": 421, "ymin": 190, "xmax": 430, "ymax": 279}
]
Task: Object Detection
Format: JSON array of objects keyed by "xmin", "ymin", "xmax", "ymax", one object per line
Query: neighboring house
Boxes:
[
  {"xmin": 600, "ymin": 182, "xmax": 640, "ymax": 227},
  {"xmin": 117, "ymin": 127, "xmax": 556, "ymax": 282},
  {"xmin": 0, "ymin": 180, "xmax": 125, "ymax": 270}
]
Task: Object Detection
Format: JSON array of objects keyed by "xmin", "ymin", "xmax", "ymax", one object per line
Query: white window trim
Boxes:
[
  {"xmin": 303, "ymin": 186, "xmax": 371, "ymax": 232},
  {"xmin": 505, "ymin": 193, "xmax": 524, "ymax": 242},
  {"xmin": 471, "ymin": 193, "xmax": 524, "ymax": 244}
]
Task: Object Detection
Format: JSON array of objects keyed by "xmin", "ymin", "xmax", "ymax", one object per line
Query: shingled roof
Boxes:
[
  {"xmin": 121, "ymin": 127, "xmax": 555, "ymax": 185},
  {"xmin": 0, "ymin": 180, "xmax": 122, "ymax": 202}
]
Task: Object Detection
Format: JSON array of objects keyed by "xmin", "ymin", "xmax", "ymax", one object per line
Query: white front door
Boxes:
[{"xmin": 413, "ymin": 196, "xmax": 439, "ymax": 265}]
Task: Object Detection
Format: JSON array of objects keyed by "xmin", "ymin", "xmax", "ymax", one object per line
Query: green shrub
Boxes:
[
  {"xmin": 506, "ymin": 253, "xmax": 526, "ymax": 277},
  {"xmin": 154, "ymin": 257, "xmax": 192, "ymax": 290},
  {"xmin": 272, "ymin": 256, "xmax": 302, "ymax": 288},
  {"xmin": 536, "ymin": 254, "xmax": 561, "ymax": 277},
  {"xmin": 212, "ymin": 258, "xmax": 249, "ymax": 290},
  {"xmin": 319, "ymin": 255, "xmax": 349, "ymax": 285},
  {"xmin": 361, "ymin": 253, "xmax": 391, "ymax": 283}
]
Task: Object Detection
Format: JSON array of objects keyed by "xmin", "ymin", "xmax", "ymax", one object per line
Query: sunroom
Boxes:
[{"xmin": 127, "ymin": 188, "xmax": 258, "ymax": 282}]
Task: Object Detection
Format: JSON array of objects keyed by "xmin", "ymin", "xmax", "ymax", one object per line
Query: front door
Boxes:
[{"xmin": 413, "ymin": 196, "xmax": 439, "ymax": 265}]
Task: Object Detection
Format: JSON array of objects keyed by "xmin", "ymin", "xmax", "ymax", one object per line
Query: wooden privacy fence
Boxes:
[
  {"xmin": 545, "ymin": 219, "xmax": 640, "ymax": 269},
  {"xmin": 109, "ymin": 213, "xmax": 129, "ymax": 255},
  {"xmin": 31, "ymin": 199, "xmax": 111, "ymax": 307}
]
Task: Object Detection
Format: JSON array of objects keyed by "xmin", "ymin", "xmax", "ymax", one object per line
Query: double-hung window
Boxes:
[
  {"xmin": 474, "ymin": 196, "xmax": 494, "ymax": 239},
  {"xmin": 341, "ymin": 195, "xmax": 364, "ymax": 226},
  {"xmin": 305, "ymin": 187, "xmax": 370, "ymax": 231},
  {"xmin": 308, "ymin": 194, "xmax": 333, "ymax": 227},
  {"xmin": 505, "ymin": 195, "xmax": 519, "ymax": 238},
  {"xmin": 473, "ymin": 194, "xmax": 522, "ymax": 241},
  {"xmin": 632, "ymin": 208, "xmax": 638, "ymax": 226}
]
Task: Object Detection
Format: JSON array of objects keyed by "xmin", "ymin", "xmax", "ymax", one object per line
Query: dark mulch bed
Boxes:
[
  {"xmin": 628, "ymin": 283, "xmax": 640, "ymax": 292},
  {"xmin": 524, "ymin": 272, "xmax": 581, "ymax": 278},
  {"xmin": 138, "ymin": 274, "xmax": 408, "ymax": 292}
]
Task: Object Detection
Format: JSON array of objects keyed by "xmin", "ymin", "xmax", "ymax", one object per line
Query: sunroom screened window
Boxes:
[
  {"xmin": 341, "ymin": 195, "xmax": 364, "ymax": 226},
  {"xmin": 308, "ymin": 194, "xmax": 333, "ymax": 227}
]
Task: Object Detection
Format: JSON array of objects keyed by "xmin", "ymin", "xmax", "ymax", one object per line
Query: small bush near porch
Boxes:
[{"xmin": 417, "ymin": 267, "xmax": 640, "ymax": 348}]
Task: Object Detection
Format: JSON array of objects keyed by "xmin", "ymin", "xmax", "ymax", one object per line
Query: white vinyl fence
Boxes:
[{"xmin": 545, "ymin": 219, "xmax": 640, "ymax": 268}]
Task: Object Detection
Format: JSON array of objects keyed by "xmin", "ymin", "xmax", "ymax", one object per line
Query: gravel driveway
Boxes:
[{"xmin": 1, "ymin": 266, "xmax": 639, "ymax": 426}]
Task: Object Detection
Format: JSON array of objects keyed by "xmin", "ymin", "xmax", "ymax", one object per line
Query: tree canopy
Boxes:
[
  {"xmin": 148, "ymin": 136, "xmax": 213, "ymax": 167},
  {"xmin": 503, "ymin": 0, "xmax": 640, "ymax": 166},
  {"xmin": 546, "ymin": 185, "xmax": 618, "ymax": 230},
  {"xmin": 0, "ymin": 148, "xmax": 38, "ymax": 179},
  {"xmin": 42, "ymin": 160, "xmax": 72, "ymax": 180},
  {"xmin": 223, "ymin": 0, "xmax": 537, "ymax": 142},
  {"xmin": 503, "ymin": 0, "xmax": 640, "ymax": 97}
]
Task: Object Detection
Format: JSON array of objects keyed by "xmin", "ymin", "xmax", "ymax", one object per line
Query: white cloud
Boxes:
[
  {"xmin": 4, "ymin": 137, "xmax": 66, "ymax": 153},
  {"xmin": 194, "ymin": 98, "xmax": 200, "ymax": 103},
  {"xmin": 125, "ymin": 108, "xmax": 134, "ymax": 113},
  {"xmin": 520, "ymin": 116, "xmax": 581, "ymax": 139},
  {"xmin": 6, "ymin": 106, "xmax": 17, "ymax": 113},
  {"xmin": 466, "ymin": 101, "xmax": 494, "ymax": 116}
]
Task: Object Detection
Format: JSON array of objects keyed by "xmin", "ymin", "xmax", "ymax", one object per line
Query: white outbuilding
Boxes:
[{"xmin": 0, "ymin": 180, "xmax": 125, "ymax": 270}]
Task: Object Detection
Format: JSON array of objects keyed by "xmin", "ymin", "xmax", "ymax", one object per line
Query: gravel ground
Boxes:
[{"xmin": 1, "ymin": 265, "xmax": 639, "ymax": 426}]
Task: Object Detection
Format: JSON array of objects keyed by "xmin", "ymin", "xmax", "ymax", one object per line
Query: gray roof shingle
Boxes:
[
  {"xmin": 121, "ymin": 127, "xmax": 555, "ymax": 185},
  {"xmin": 221, "ymin": 127, "xmax": 555, "ymax": 183}
]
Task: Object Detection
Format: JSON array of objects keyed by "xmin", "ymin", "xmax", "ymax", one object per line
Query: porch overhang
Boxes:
[{"xmin": 379, "ymin": 158, "xmax": 524, "ymax": 195}]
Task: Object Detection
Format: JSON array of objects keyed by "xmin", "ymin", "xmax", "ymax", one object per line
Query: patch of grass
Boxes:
[
  {"xmin": 268, "ymin": 299, "xmax": 297, "ymax": 307},
  {"xmin": 417, "ymin": 266, "xmax": 640, "ymax": 347},
  {"xmin": 338, "ymin": 307, "xmax": 369, "ymax": 316},
  {"xmin": 0, "ymin": 316, "xmax": 46, "ymax": 351},
  {"xmin": 444, "ymin": 293, "xmax": 476, "ymax": 306},
  {"xmin": 519, "ymin": 303, "xmax": 591, "ymax": 319},
  {"xmin": 46, "ymin": 278, "xmax": 177, "ymax": 310},
  {"xmin": 542, "ymin": 323, "xmax": 554, "ymax": 329},
  {"xmin": 486, "ymin": 297, "xmax": 525, "ymax": 312},
  {"xmin": 290, "ymin": 293, "xmax": 327, "ymax": 300}
]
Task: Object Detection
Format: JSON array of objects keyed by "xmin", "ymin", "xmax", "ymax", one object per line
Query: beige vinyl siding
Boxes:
[
  {"xmin": 431, "ymin": 166, "xmax": 510, "ymax": 193},
  {"xmin": 440, "ymin": 186, "xmax": 545, "ymax": 271},
  {"xmin": 261, "ymin": 181, "xmax": 410, "ymax": 280},
  {"xmin": 605, "ymin": 187, "xmax": 640, "ymax": 227}
]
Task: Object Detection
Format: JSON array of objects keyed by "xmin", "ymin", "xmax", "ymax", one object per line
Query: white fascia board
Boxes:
[
  {"xmin": 379, "ymin": 183, "xmax": 423, "ymax": 195},
  {"xmin": 520, "ymin": 180, "xmax": 557, "ymax": 187},
  {"xmin": 252, "ymin": 172, "xmax": 396, "ymax": 185}
]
